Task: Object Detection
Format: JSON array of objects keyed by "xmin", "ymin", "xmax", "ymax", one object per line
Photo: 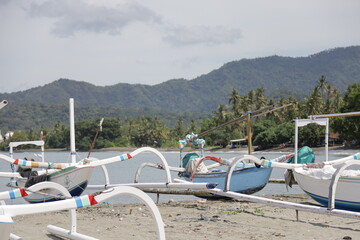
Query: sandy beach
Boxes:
[{"xmin": 11, "ymin": 193, "xmax": 359, "ymax": 240}]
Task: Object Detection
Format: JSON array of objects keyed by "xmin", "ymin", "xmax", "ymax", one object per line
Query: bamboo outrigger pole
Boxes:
[
  {"xmin": 198, "ymin": 104, "xmax": 293, "ymax": 138},
  {"xmin": 198, "ymin": 105, "xmax": 275, "ymax": 138},
  {"xmin": 310, "ymin": 111, "xmax": 360, "ymax": 119},
  {"xmin": 198, "ymin": 103, "xmax": 293, "ymax": 154},
  {"xmin": 247, "ymin": 113, "xmax": 252, "ymax": 155}
]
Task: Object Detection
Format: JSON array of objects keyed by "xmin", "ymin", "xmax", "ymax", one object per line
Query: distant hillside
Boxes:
[
  {"xmin": 0, "ymin": 102, "xmax": 207, "ymax": 132},
  {"xmin": 0, "ymin": 46, "xmax": 359, "ymax": 130}
]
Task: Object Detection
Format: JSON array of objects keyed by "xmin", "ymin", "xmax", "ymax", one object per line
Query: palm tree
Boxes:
[
  {"xmin": 304, "ymin": 87, "xmax": 323, "ymax": 115},
  {"xmin": 246, "ymin": 90, "xmax": 255, "ymax": 110},
  {"xmin": 317, "ymin": 75, "xmax": 327, "ymax": 92},
  {"xmin": 228, "ymin": 88, "xmax": 241, "ymax": 117},
  {"xmin": 213, "ymin": 104, "xmax": 228, "ymax": 125},
  {"xmin": 172, "ymin": 115, "xmax": 185, "ymax": 138},
  {"xmin": 254, "ymin": 88, "xmax": 267, "ymax": 110},
  {"xmin": 316, "ymin": 75, "xmax": 343, "ymax": 113}
]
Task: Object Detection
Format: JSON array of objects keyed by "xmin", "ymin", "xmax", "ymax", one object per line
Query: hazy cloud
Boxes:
[
  {"xmin": 26, "ymin": 0, "xmax": 161, "ymax": 37},
  {"xmin": 0, "ymin": 0, "xmax": 11, "ymax": 6},
  {"xmin": 163, "ymin": 25, "xmax": 242, "ymax": 46}
]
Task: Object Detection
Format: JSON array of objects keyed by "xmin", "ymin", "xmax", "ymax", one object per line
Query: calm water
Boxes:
[{"xmin": 0, "ymin": 148, "xmax": 357, "ymax": 205}]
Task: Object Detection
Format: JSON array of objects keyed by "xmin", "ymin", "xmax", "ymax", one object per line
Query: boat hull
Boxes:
[
  {"xmin": 293, "ymin": 170, "xmax": 360, "ymax": 211},
  {"xmin": 17, "ymin": 166, "xmax": 94, "ymax": 203},
  {"xmin": 182, "ymin": 167, "xmax": 272, "ymax": 198}
]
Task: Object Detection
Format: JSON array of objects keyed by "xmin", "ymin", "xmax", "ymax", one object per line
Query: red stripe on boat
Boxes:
[
  {"xmin": 88, "ymin": 194, "xmax": 98, "ymax": 205},
  {"xmin": 19, "ymin": 188, "xmax": 28, "ymax": 197}
]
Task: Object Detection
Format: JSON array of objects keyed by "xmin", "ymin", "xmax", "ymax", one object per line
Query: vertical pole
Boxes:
[
  {"xmin": 294, "ymin": 118, "xmax": 298, "ymax": 164},
  {"xmin": 247, "ymin": 113, "xmax": 252, "ymax": 155},
  {"xmin": 40, "ymin": 131, "xmax": 45, "ymax": 163},
  {"xmin": 325, "ymin": 118, "xmax": 329, "ymax": 162},
  {"xmin": 69, "ymin": 98, "xmax": 76, "ymax": 164},
  {"xmin": 9, "ymin": 144, "xmax": 13, "ymax": 159},
  {"xmin": 41, "ymin": 144, "xmax": 45, "ymax": 163},
  {"xmin": 69, "ymin": 209, "xmax": 77, "ymax": 234}
]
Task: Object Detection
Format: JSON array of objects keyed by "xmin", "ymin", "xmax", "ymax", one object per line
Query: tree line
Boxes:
[{"xmin": 1, "ymin": 78, "xmax": 359, "ymax": 151}]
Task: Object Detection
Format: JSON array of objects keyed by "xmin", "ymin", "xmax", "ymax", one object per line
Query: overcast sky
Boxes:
[{"xmin": 1, "ymin": 0, "xmax": 359, "ymax": 93}]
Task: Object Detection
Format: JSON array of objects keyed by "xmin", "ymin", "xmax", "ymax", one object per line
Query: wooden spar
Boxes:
[
  {"xmin": 250, "ymin": 103, "xmax": 293, "ymax": 118},
  {"xmin": 246, "ymin": 103, "xmax": 291, "ymax": 155},
  {"xmin": 269, "ymin": 178, "xmax": 296, "ymax": 184},
  {"xmin": 198, "ymin": 105, "xmax": 274, "ymax": 137},
  {"xmin": 87, "ymin": 181, "xmax": 218, "ymax": 191},
  {"xmin": 87, "ymin": 118, "xmax": 104, "ymax": 158},
  {"xmin": 247, "ymin": 113, "xmax": 252, "ymax": 155},
  {"xmin": 140, "ymin": 188, "xmax": 213, "ymax": 195},
  {"xmin": 310, "ymin": 111, "xmax": 360, "ymax": 119},
  {"xmin": 198, "ymin": 103, "xmax": 292, "ymax": 138}
]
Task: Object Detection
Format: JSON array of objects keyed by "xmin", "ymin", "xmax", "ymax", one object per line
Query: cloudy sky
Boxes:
[{"xmin": 1, "ymin": 0, "xmax": 359, "ymax": 93}]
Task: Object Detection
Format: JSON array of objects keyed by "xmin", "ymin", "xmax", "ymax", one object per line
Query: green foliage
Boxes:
[
  {"xmin": 298, "ymin": 124, "xmax": 325, "ymax": 147},
  {"xmin": 129, "ymin": 116, "xmax": 168, "ymax": 147},
  {"xmin": 332, "ymin": 83, "xmax": 360, "ymax": 144},
  {"xmin": 1, "ymin": 47, "xmax": 359, "ymax": 116},
  {"xmin": 253, "ymin": 121, "xmax": 294, "ymax": 146},
  {"xmin": 2, "ymin": 80, "xmax": 359, "ymax": 150},
  {"xmin": 1, "ymin": 47, "xmax": 360, "ymax": 149}
]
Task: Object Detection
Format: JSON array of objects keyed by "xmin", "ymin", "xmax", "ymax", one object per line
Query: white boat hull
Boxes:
[
  {"xmin": 16, "ymin": 166, "xmax": 94, "ymax": 203},
  {"xmin": 293, "ymin": 170, "xmax": 360, "ymax": 211}
]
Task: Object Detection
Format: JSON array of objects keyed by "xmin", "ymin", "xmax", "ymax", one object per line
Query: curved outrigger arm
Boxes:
[
  {"xmin": 86, "ymin": 147, "xmax": 173, "ymax": 184},
  {"xmin": 0, "ymin": 184, "xmax": 166, "ymax": 240},
  {"xmin": 134, "ymin": 162, "xmax": 182, "ymax": 183},
  {"xmin": 328, "ymin": 160, "xmax": 360, "ymax": 210},
  {"xmin": 0, "ymin": 147, "xmax": 174, "ymax": 183}
]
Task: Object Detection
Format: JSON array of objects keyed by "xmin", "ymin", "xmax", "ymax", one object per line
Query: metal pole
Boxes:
[
  {"xmin": 325, "ymin": 118, "xmax": 329, "ymax": 162},
  {"xmin": 69, "ymin": 98, "xmax": 76, "ymax": 164},
  {"xmin": 294, "ymin": 118, "xmax": 298, "ymax": 164}
]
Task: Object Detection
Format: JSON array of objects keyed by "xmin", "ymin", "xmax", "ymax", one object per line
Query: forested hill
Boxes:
[{"xmin": 1, "ymin": 46, "xmax": 359, "ymax": 115}]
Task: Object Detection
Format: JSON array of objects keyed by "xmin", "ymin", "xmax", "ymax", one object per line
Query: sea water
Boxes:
[{"xmin": 0, "ymin": 149, "xmax": 357, "ymax": 205}]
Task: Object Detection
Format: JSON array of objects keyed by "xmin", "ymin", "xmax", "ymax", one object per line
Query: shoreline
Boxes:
[
  {"xmin": 27, "ymin": 143, "xmax": 358, "ymax": 154},
  {"xmin": 12, "ymin": 193, "xmax": 360, "ymax": 239}
]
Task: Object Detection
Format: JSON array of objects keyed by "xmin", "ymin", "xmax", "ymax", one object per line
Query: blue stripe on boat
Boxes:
[
  {"xmin": 75, "ymin": 197, "xmax": 83, "ymax": 208},
  {"xmin": 304, "ymin": 190, "xmax": 360, "ymax": 212},
  {"xmin": 9, "ymin": 190, "xmax": 15, "ymax": 199}
]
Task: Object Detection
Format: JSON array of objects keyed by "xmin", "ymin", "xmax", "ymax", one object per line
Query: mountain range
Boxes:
[{"xmin": 0, "ymin": 46, "xmax": 359, "ymax": 130}]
